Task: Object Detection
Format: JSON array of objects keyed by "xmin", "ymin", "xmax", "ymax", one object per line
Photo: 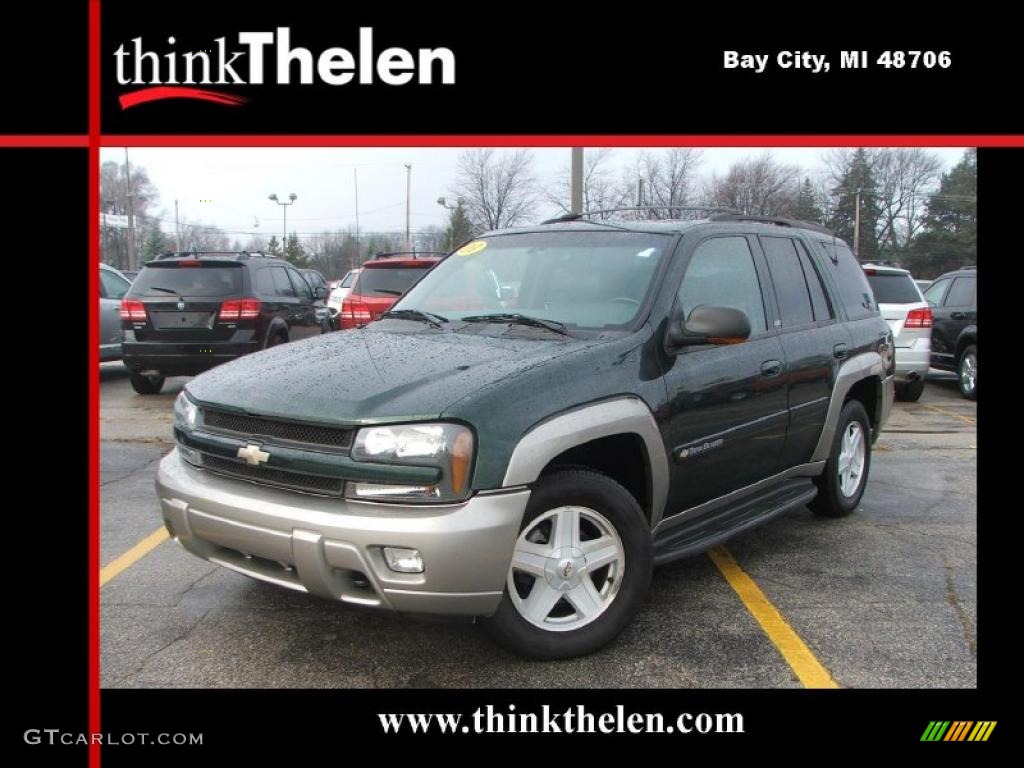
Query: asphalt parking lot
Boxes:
[{"xmin": 100, "ymin": 363, "xmax": 976, "ymax": 688}]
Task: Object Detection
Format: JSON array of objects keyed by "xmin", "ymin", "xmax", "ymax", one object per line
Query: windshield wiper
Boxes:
[
  {"xmin": 373, "ymin": 289, "xmax": 404, "ymax": 296},
  {"xmin": 149, "ymin": 286, "xmax": 183, "ymax": 298},
  {"xmin": 380, "ymin": 308, "xmax": 449, "ymax": 329},
  {"xmin": 460, "ymin": 313, "xmax": 574, "ymax": 337}
]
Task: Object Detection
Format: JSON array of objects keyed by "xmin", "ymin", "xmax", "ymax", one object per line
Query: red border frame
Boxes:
[{"xmin": 0, "ymin": 2, "xmax": 1000, "ymax": 765}]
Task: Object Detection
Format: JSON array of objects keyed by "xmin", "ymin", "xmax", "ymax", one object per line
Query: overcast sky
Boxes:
[{"xmin": 100, "ymin": 147, "xmax": 968, "ymax": 241}]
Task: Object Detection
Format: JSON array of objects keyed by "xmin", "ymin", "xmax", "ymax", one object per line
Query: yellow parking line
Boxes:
[
  {"xmin": 100, "ymin": 526, "xmax": 169, "ymax": 587},
  {"xmin": 919, "ymin": 403, "xmax": 976, "ymax": 425},
  {"xmin": 708, "ymin": 546, "xmax": 838, "ymax": 689}
]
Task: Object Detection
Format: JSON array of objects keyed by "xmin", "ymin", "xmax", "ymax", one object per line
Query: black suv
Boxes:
[
  {"xmin": 922, "ymin": 266, "xmax": 977, "ymax": 399},
  {"xmin": 158, "ymin": 216, "xmax": 894, "ymax": 658},
  {"xmin": 121, "ymin": 252, "xmax": 327, "ymax": 394}
]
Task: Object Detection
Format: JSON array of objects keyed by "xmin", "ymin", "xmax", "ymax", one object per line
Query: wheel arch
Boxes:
[
  {"xmin": 502, "ymin": 397, "xmax": 670, "ymax": 528},
  {"xmin": 263, "ymin": 317, "xmax": 289, "ymax": 347},
  {"xmin": 812, "ymin": 352, "xmax": 887, "ymax": 462}
]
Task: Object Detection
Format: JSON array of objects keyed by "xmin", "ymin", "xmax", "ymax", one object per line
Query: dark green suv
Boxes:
[{"xmin": 157, "ymin": 215, "xmax": 894, "ymax": 659}]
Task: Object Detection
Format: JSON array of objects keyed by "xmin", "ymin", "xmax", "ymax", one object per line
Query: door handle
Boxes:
[
  {"xmin": 761, "ymin": 360, "xmax": 782, "ymax": 378},
  {"xmin": 951, "ymin": 311, "xmax": 966, "ymax": 320},
  {"xmin": 833, "ymin": 343, "xmax": 848, "ymax": 360}
]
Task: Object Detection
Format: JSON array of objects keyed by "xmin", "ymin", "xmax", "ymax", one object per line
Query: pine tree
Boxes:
[
  {"xmin": 141, "ymin": 226, "xmax": 169, "ymax": 263},
  {"xmin": 794, "ymin": 178, "xmax": 824, "ymax": 224},
  {"xmin": 283, "ymin": 233, "xmax": 306, "ymax": 266},
  {"xmin": 830, "ymin": 149, "xmax": 881, "ymax": 260},
  {"xmin": 444, "ymin": 201, "xmax": 476, "ymax": 250},
  {"xmin": 906, "ymin": 149, "xmax": 977, "ymax": 278},
  {"xmin": 266, "ymin": 235, "xmax": 282, "ymax": 257}
]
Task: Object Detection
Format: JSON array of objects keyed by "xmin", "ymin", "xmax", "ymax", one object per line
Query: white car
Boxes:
[
  {"xmin": 326, "ymin": 268, "xmax": 360, "ymax": 326},
  {"xmin": 863, "ymin": 264, "xmax": 931, "ymax": 402}
]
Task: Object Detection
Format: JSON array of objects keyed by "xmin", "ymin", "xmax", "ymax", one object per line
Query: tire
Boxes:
[
  {"xmin": 129, "ymin": 372, "xmax": 165, "ymax": 395},
  {"xmin": 895, "ymin": 378, "xmax": 925, "ymax": 402},
  {"xmin": 958, "ymin": 344, "xmax": 977, "ymax": 400},
  {"xmin": 810, "ymin": 399, "xmax": 871, "ymax": 518},
  {"xmin": 264, "ymin": 332, "xmax": 286, "ymax": 350},
  {"xmin": 482, "ymin": 469, "xmax": 652, "ymax": 660}
]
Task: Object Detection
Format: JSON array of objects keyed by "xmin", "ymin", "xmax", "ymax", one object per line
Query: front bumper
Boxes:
[{"xmin": 156, "ymin": 449, "xmax": 528, "ymax": 616}]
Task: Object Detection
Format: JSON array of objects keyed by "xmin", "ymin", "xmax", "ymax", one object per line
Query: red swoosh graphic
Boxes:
[{"xmin": 119, "ymin": 86, "xmax": 248, "ymax": 109}]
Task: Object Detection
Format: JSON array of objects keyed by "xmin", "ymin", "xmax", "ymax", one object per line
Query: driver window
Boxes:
[{"xmin": 677, "ymin": 237, "xmax": 767, "ymax": 335}]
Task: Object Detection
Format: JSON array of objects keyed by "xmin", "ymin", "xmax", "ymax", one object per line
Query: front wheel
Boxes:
[
  {"xmin": 810, "ymin": 399, "xmax": 871, "ymax": 518},
  {"xmin": 482, "ymin": 469, "xmax": 652, "ymax": 660},
  {"xmin": 129, "ymin": 372, "xmax": 164, "ymax": 395},
  {"xmin": 958, "ymin": 345, "xmax": 977, "ymax": 400}
]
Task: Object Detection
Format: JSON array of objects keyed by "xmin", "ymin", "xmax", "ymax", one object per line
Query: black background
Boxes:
[
  {"xmin": 3, "ymin": 3, "xmax": 1013, "ymax": 763},
  {"xmin": 99, "ymin": 6, "xmax": 1017, "ymax": 135}
]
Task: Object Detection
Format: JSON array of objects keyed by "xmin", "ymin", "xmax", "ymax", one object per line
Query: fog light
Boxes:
[{"xmin": 383, "ymin": 547, "xmax": 424, "ymax": 574}]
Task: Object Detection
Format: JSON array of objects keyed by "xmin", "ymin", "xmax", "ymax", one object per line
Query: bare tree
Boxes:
[
  {"xmin": 872, "ymin": 148, "xmax": 943, "ymax": 252},
  {"xmin": 704, "ymin": 152, "xmax": 801, "ymax": 216},
  {"xmin": 453, "ymin": 148, "xmax": 539, "ymax": 230},
  {"xmin": 546, "ymin": 149, "xmax": 630, "ymax": 217},
  {"xmin": 615, "ymin": 148, "xmax": 703, "ymax": 218},
  {"xmin": 179, "ymin": 220, "xmax": 230, "ymax": 251}
]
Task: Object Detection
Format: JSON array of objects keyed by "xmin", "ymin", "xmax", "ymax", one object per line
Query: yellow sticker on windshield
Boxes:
[{"xmin": 456, "ymin": 240, "xmax": 488, "ymax": 257}]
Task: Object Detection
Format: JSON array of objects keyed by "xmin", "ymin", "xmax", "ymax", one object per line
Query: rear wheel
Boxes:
[
  {"xmin": 264, "ymin": 332, "xmax": 286, "ymax": 350},
  {"xmin": 958, "ymin": 345, "xmax": 977, "ymax": 400},
  {"xmin": 895, "ymin": 378, "xmax": 925, "ymax": 402},
  {"xmin": 810, "ymin": 399, "xmax": 871, "ymax": 518},
  {"xmin": 482, "ymin": 469, "xmax": 652, "ymax": 659},
  {"xmin": 129, "ymin": 372, "xmax": 164, "ymax": 395}
]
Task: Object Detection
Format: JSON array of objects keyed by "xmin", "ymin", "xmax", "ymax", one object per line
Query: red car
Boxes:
[{"xmin": 338, "ymin": 252, "xmax": 444, "ymax": 329}]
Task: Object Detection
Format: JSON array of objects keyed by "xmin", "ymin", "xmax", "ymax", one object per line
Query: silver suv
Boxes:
[{"xmin": 863, "ymin": 264, "xmax": 931, "ymax": 402}]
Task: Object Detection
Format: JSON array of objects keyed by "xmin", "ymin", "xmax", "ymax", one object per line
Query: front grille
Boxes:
[
  {"xmin": 202, "ymin": 409, "xmax": 354, "ymax": 450},
  {"xmin": 200, "ymin": 454, "xmax": 345, "ymax": 496}
]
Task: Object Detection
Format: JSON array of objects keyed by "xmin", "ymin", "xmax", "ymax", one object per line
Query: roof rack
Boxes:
[
  {"xmin": 959, "ymin": 264, "xmax": 976, "ymax": 270},
  {"xmin": 153, "ymin": 250, "xmax": 272, "ymax": 261},
  {"xmin": 708, "ymin": 213, "xmax": 834, "ymax": 236},
  {"xmin": 541, "ymin": 206, "xmax": 739, "ymax": 225},
  {"xmin": 371, "ymin": 251, "xmax": 447, "ymax": 260}
]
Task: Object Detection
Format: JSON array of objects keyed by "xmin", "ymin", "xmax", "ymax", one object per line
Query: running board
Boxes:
[{"xmin": 653, "ymin": 479, "xmax": 818, "ymax": 566}]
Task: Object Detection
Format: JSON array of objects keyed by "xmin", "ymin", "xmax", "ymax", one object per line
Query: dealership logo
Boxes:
[
  {"xmin": 920, "ymin": 721, "xmax": 996, "ymax": 742},
  {"xmin": 113, "ymin": 27, "xmax": 456, "ymax": 109}
]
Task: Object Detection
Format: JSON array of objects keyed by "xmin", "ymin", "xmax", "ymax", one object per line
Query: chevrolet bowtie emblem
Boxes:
[{"xmin": 237, "ymin": 444, "xmax": 270, "ymax": 466}]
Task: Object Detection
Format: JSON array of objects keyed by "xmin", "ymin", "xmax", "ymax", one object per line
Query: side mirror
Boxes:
[
  {"xmin": 314, "ymin": 286, "xmax": 327, "ymax": 300},
  {"xmin": 666, "ymin": 305, "xmax": 751, "ymax": 349}
]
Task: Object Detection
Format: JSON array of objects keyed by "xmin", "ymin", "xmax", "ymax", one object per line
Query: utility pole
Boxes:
[
  {"xmin": 437, "ymin": 196, "xmax": 462, "ymax": 251},
  {"xmin": 570, "ymin": 147, "xmax": 584, "ymax": 214},
  {"xmin": 353, "ymin": 168, "xmax": 361, "ymax": 266},
  {"xmin": 124, "ymin": 148, "xmax": 136, "ymax": 270},
  {"xmin": 174, "ymin": 199, "xmax": 180, "ymax": 251},
  {"xmin": 404, "ymin": 163, "xmax": 412, "ymax": 251},
  {"xmin": 853, "ymin": 187, "xmax": 862, "ymax": 259}
]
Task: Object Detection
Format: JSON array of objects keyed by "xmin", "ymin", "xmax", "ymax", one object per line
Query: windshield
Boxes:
[
  {"xmin": 394, "ymin": 231, "xmax": 670, "ymax": 330},
  {"xmin": 353, "ymin": 264, "xmax": 432, "ymax": 297},
  {"xmin": 130, "ymin": 264, "xmax": 244, "ymax": 298},
  {"xmin": 866, "ymin": 272, "xmax": 921, "ymax": 304}
]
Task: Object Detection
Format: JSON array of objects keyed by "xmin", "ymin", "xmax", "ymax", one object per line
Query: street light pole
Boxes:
[
  {"xmin": 268, "ymin": 193, "xmax": 297, "ymax": 255},
  {"xmin": 570, "ymin": 147, "xmax": 584, "ymax": 214},
  {"xmin": 124, "ymin": 147, "xmax": 137, "ymax": 270},
  {"xmin": 404, "ymin": 164, "xmax": 412, "ymax": 251}
]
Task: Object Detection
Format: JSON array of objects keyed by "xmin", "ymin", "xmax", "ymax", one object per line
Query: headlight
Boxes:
[
  {"xmin": 349, "ymin": 423, "xmax": 474, "ymax": 503},
  {"xmin": 174, "ymin": 391, "xmax": 200, "ymax": 431}
]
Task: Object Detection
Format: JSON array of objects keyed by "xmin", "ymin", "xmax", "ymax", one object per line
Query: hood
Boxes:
[{"xmin": 186, "ymin": 324, "xmax": 596, "ymax": 424}]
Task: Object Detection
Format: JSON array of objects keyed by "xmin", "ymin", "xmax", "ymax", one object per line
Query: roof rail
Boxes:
[
  {"xmin": 541, "ymin": 205, "xmax": 739, "ymax": 224},
  {"xmin": 959, "ymin": 264, "xmax": 976, "ymax": 270},
  {"xmin": 708, "ymin": 213, "xmax": 834, "ymax": 236},
  {"xmin": 153, "ymin": 250, "xmax": 271, "ymax": 261},
  {"xmin": 371, "ymin": 250, "xmax": 447, "ymax": 260}
]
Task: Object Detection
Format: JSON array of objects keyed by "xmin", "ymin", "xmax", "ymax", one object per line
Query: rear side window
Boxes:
[
  {"xmin": 865, "ymin": 272, "xmax": 921, "ymax": 304},
  {"xmin": 761, "ymin": 236, "xmax": 814, "ymax": 328},
  {"xmin": 944, "ymin": 276, "xmax": 976, "ymax": 307},
  {"xmin": 795, "ymin": 241, "xmax": 833, "ymax": 321},
  {"xmin": 130, "ymin": 264, "xmax": 243, "ymax": 298},
  {"xmin": 814, "ymin": 241, "xmax": 876, "ymax": 319},
  {"xmin": 354, "ymin": 264, "xmax": 431, "ymax": 297},
  {"xmin": 678, "ymin": 236, "xmax": 767, "ymax": 335},
  {"xmin": 100, "ymin": 268, "xmax": 131, "ymax": 300},
  {"xmin": 340, "ymin": 271, "xmax": 358, "ymax": 288}
]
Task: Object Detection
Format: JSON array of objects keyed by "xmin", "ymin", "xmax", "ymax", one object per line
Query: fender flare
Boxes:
[
  {"xmin": 501, "ymin": 397, "xmax": 670, "ymax": 527},
  {"xmin": 811, "ymin": 351, "xmax": 887, "ymax": 462}
]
